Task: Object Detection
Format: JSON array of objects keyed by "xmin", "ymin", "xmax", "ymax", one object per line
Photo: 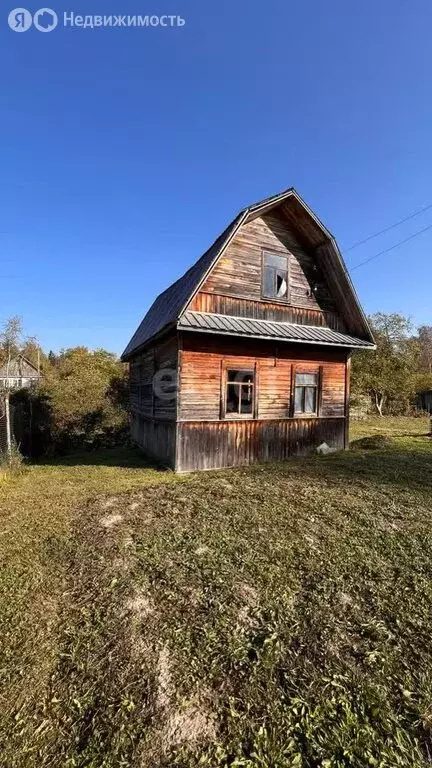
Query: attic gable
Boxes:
[
  {"xmin": 121, "ymin": 188, "xmax": 374, "ymax": 360},
  {"xmin": 196, "ymin": 209, "xmax": 338, "ymax": 316}
]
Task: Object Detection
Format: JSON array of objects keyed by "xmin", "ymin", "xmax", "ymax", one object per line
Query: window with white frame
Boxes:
[{"xmin": 294, "ymin": 372, "xmax": 319, "ymax": 415}]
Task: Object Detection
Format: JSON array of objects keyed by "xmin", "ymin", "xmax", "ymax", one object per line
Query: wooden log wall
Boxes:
[{"xmin": 198, "ymin": 211, "xmax": 338, "ymax": 314}]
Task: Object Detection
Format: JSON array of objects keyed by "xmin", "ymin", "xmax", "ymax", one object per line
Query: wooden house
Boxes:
[
  {"xmin": 0, "ymin": 355, "xmax": 42, "ymax": 455},
  {"xmin": 122, "ymin": 188, "xmax": 375, "ymax": 471},
  {"xmin": 0, "ymin": 355, "xmax": 42, "ymax": 390}
]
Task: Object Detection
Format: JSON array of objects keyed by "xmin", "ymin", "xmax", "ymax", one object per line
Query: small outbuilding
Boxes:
[
  {"xmin": 416, "ymin": 390, "xmax": 432, "ymax": 414},
  {"xmin": 0, "ymin": 355, "xmax": 42, "ymax": 455},
  {"xmin": 122, "ymin": 187, "xmax": 375, "ymax": 471},
  {"xmin": 0, "ymin": 355, "xmax": 42, "ymax": 390}
]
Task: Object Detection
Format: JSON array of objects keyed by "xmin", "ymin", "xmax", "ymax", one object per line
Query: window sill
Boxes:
[{"xmin": 223, "ymin": 414, "xmax": 255, "ymax": 420}]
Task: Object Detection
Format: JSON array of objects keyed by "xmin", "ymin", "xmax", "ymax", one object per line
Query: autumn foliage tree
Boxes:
[
  {"xmin": 351, "ymin": 313, "xmax": 419, "ymax": 416},
  {"xmin": 11, "ymin": 345, "xmax": 129, "ymax": 456}
]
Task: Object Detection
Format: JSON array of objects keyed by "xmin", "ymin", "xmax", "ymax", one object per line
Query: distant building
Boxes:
[
  {"xmin": 0, "ymin": 355, "xmax": 42, "ymax": 390},
  {"xmin": 0, "ymin": 356, "xmax": 42, "ymax": 454},
  {"xmin": 416, "ymin": 390, "xmax": 432, "ymax": 414}
]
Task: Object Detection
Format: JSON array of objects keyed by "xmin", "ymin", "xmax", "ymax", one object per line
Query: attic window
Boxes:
[{"xmin": 262, "ymin": 251, "xmax": 289, "ymax": 301}]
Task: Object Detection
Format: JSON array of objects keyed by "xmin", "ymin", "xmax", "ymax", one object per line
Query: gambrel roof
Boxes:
[{"xmin": 121, "ymin": 188, "xmax": 374, "ymax": 360}]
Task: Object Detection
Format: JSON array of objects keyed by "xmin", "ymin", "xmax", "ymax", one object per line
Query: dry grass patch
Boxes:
[{"xmin": 1, "ymin": 421, "xmax": 432, "ymax": 766}]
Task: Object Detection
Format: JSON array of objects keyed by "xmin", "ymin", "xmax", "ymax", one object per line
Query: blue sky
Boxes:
[{"xmin": 1, "ymin": 0, "xmax": 431, "ymax": 354}]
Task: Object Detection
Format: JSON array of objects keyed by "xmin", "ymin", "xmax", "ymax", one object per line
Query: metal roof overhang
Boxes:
[{"xmin": 177, "ymin": 311, "xmax": 376, "ymax": 350}]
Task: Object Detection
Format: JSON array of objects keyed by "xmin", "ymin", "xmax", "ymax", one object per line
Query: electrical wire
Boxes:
[
  {"xmin": 350, "ymin": 221, "xmax": 432, "ymax": 271},
  {"xmin": 344, "ymin": 202, "xmax": 432, "ymax": 252}
]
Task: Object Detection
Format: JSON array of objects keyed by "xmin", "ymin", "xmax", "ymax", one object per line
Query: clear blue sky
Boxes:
[{"xmin": 1, "ymin": 0, "xmax": 431, "ymax": 354}]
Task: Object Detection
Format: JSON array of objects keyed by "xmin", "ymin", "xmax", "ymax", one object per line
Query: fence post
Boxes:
[{"xmin": 5, "ymin": 390, "xmax": 11, "ymax": 458}]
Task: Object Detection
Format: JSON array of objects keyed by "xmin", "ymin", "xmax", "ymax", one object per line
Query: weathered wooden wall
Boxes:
[
  {"xmin": 178, "ymin": 334, "xmax": 347, "ymax": 422},
  {"xmin": 196, "ymin": 211, "xmax": 338, "ymax": 316},
  {"xmin": 417, "ymin": 390, "xmax": 432, "ymax": 414},
  {"xmin": 129, "ymin": 334, "xmax": 178, "ymax": 465},
  {"xmin": 130, "ymin": 335, "xmax": 177, "ymax": 421},
  {"xmin": 131, "ymin": 413, "xmax": 176, "ymax": 468},
  {"xmin": 176, "ymin": 333, "xmax": 348, "ymax": 470},
  {"xmin": 188, "ymin": 293, "xmax": 345, "ymax": 332},
  {"xmin": 176, "ymin": 418, "xmax": 345, "ymax": 472}
]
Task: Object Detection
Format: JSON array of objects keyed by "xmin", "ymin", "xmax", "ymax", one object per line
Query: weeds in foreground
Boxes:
[{"xmin": 0, "ymin": 443, "xmax": 26, "ymax": 480}]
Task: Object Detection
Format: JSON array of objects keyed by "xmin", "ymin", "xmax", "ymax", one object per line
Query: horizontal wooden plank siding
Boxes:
[
  {"xmin": 153, "ymin": 336, "xmax": 178, "ymax": 421},
  {"xmin": 199, "ymin": 211, "xmax": 338, "ymax": 314},
  {"xmin": 175, "ymin": 333, "xmax": 348, "ymax": 470},
  {"xmin": 188, "ymin": 292, "xmax": 345, "ymax": 332},
  {"xmin": 131, "ymin": 414, "xmax": 176, "ymax": 468},
  {"xmin": 179, "ymin": 334, "xmax": 347, "ymax": 422},
  {"xmin": 129, "ymin": 334, "xmax": 178, "ymax": 421},
  {"xmin": 176, "ymin": 418, "xmax": 345, "ymax": 471}
]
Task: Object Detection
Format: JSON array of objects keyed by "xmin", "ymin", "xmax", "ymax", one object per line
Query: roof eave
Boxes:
[
  {"xmin": 177, "ymin": 322, "xmax": 376, "ymax": 351},
  {"xmin": 121, "ymin": 321, "xmax": 177, "ymax": 361}
]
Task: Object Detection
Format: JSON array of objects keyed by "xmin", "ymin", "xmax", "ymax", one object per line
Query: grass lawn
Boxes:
[{"xmin": 1, "ymin": 417, "xmax": 432, "ymax": 767}]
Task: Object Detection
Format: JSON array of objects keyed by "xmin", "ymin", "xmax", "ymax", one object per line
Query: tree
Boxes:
[
  {"xmin": 0, "ymin": 317, "xmax": 24, "ymax": 458},
  {"xmin": 418, "ymin": 326, "xmax": 432, "ymax": 373},
  {"xmin": 38, "ymin": 347, "xmax": 128, "ymax": 451},
  {"xmin": 351, "ymin": 313, "xmax": 418, "ymax": 416},
  {"xmin": 0, "ymin": 316, "xmax": 23, "ymax": 370}
]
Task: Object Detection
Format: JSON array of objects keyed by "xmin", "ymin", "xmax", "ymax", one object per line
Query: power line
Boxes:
[
  {"xmin": 350, "ymin": 221, "xmax": 432, "ymax": 271},
  {"xmin": 344, "ymin": 202, "xmax": 432, "ymax": 252}
]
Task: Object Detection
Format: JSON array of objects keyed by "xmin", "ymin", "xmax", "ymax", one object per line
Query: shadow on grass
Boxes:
[
  {"xmin": 33, "ymin": 438, "xmax": 432, "ymax": 493},
  {"xmin": 37, "ymin": 446, "xmax": 169, "ymax": 472}
]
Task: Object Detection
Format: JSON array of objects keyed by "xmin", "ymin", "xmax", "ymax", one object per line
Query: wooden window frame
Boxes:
[
  {"xmin": 221, "ymin": 363, "xmax": 257, "ymax": 420},
  {"xmin": 261, "ymin": 249, "xmax": 290, "ymax": 304},
  {"xmin": 291, "ymin": 366, "xmax": 323, "ymax": 418}
]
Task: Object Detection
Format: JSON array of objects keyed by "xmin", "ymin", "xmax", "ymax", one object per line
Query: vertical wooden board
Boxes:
[
  {"xmin": 176, "ymin": 418, "xmax": 345, "ymax": 471},
  {"xmin": 188, "ymin": 292, "xmax": 345, "ymax": 332},
  {"xmin": 132, "ymin": 416, "xmax": 176, "ymax": 468},
  {"xmin": 344, "ymin": 355, "xmax": 351, "ymax": 449},
  {"xmin": 199, "ymin": 212, "xmax": 338, "ymax": 315}
]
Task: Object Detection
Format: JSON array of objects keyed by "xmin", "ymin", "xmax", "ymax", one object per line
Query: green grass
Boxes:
[{"xmin": 1, "ymin": 419, "xmax": 432, "ymax": 767}]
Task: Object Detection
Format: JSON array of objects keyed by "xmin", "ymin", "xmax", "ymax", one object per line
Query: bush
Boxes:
[{"xmin": 11, "ymin": 348, "xmax": 129, "ymax": 458}]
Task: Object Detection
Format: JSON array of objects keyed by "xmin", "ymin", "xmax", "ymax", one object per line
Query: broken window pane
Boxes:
[
  {"xmin": 276, "ymin": 271, "xmax": 287, "ymax": 298},
  {"xmin": 226, "ymin": 370, "xmax": 254, "ymax": 416},
  {"xmin": 262, "ymin": 252, "xmax": 289, "ymax": 300}
]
